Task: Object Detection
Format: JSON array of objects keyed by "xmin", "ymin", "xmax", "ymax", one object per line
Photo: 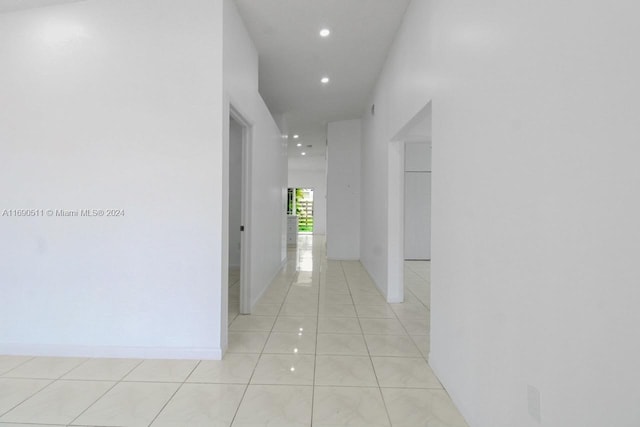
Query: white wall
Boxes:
[
  {"xmin": 223, "ymin": 0, "xmax": 287, "ymax": 316},
  {"xmin": 0, "ymin": 0, "xmax": 224, "ymax": 359},
  {"xmin": 404, "ymin": 142, "xmax": 431, "ymax": 260},
  {"xmin": 327, "ymin": 120, "xmax": 361, "ymax": 259},
  {"xmin": 404, "ymin": 142, "xmax": 431, "ymax": 172},
  {"xmin": 361, "ymin": 0, "xmax": 433, "ymax": 297},
  {"xmin": 361, "ymin": 0, "xmax": 640, "ymax": 426},
  {"xmin": 288, "ymin": 156, "xmax": 327, "ymax": 235},
  {"xmin": 228, "ymin": 118, "xmax": 243, "ymax": 268}
]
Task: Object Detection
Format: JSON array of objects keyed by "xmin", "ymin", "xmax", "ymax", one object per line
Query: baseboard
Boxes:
[
  {"xmin": 248, "ymin": 257, "xmax": 289, "ymax": 309},
  {"xmin": 0, "ymin": 344, "xmax": 223, "ymax": 360}
]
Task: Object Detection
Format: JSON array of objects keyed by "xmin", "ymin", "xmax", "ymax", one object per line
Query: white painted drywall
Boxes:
[
  {"xmin": 228, "ymin": 118, "xmax": 243, "ymax": 268},
  {"xmin": 361, "ymin": 0, "xmax": 433, "ymax": 296},
  {"xmin": 362, "ymin": 0, "xmax": 640, "ymax": 426},
  {"xmin": 223, "ymin": 0, "xmax": 287, "ymax": 315},
  {"xmin": 404, "ymin": 142, "xmax": 431, "ymax": 260},
  {"xmin": 0, "ymin": 0, "xmax": 86, "ymax": 14},
  {"xmin": 327, "ymin": 120, "xmax": 361, "ymax": 260},
  {"xmin": 288, "ymin": 156, "xmax": 327, "ymax": 235},
  {"xmin": 404, "ymin": 141, "xmax": 431, "ymax": 172},
  {"xmin": 0, "ymin": 0, "xmax": 224, "ymax": 359},
  {"xmin": 404, "ymin": 172, "xmax": 431, "ymax": 259}
]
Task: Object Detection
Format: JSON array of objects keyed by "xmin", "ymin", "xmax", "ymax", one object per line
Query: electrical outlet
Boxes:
[{"xmin": 528, "ymin": 385, "xmax": 541, "ymax": 423}]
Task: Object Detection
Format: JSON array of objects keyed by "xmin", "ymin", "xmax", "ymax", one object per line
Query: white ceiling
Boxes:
[
  {"xmin": 1, "ymin": 0, "xmax": 411, "ymax": 160},
  {"xmin": 234, "ymin": 0, "xmax": 411, "ymax": 159},
  {"xmin": 0, "ymin": 0, "xmax": 85, "ymax": 14}
]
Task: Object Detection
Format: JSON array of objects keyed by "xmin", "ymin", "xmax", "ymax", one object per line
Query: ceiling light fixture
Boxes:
[
  {"xmin": 301, "ymin": 152, "xmax": 307, "ymax": 156},
  {"xmin": 293, "ymin": 134, "xmax": 299, "ymax": 139},
  {"xmin": 321, "ymin": 77, "xmax": 330, "ymax": 84},
  {"xmin": 296, "ymin": 143, "xmax": 302, "ymax": 147},
  {"xmin": 320, "ymin": 28, "xmax": 331, "ymax": 37}
]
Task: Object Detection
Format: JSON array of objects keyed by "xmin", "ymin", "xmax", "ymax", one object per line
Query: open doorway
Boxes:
[
  {"xmin": 287, "ymin": 188, "xmax": 314, "ymax": 234},
  {"xmin": 403, "ymin": 141, "xmax": 432, "ymax": 310},
  {"xmin": 404, "ymin": 141, "xmax": 431, "ymax": 261},
  {"xmin": 387, "ymin": 102, "xmax": 432, "ymax": 305},
  {"xmin": 228, "ymin": 109, "xmax": 253, "ymax": 322}
]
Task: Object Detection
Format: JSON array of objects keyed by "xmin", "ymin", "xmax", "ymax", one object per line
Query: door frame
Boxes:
[
  {"xmin": 294, "ymin": 187, "xmax": 315, "ymax": 234},
  {"xmin": 387, "ymin": 140, "xmax": 405, "ymax": 303},
  {"xmin": 229, "ymin": 105, "xmax": 253, "ymax": 315},
  {"xmin": 387, "ymin": 101, "xmax": 432, "ymax": 303}
]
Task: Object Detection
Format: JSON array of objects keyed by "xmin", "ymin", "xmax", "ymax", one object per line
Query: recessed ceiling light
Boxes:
[
  {"xmin": 301, "ymin": 152, "xmax": 307, "ymax": 156},
  {"xmin": 321, "ymin": 77, "xmax": 330, "ymax": 84},
  {"xmin": 320, "ymin": 28, "xmax": 331, "ymax": 37},
  {"xmin": 293, "ymin": 134, "xmax": 299, "ymax": 139},
  {"xmin": 296, "ymin": 143, "xmax": 302, "ymax": 147}
]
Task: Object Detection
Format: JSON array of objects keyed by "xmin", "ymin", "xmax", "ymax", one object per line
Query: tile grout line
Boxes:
[
  {"xmin": 0, "ymin": 355, "xmax": 36, "ymax": 376},
  {"xmin": 229, "ymin": 251, "xmax": 298, "ymax": 426},
  {"xmin": 144, "ymin": 360, "xmax": 202, "ymax": 427},
  {"xmin": 399, "ymin": 261, "xmax": 431, "ymax": 361},
  {"xmin": 1, "ymin": 357, "xmax": 90, "ymax": 421},
  {"xmin": 342, "ymin": 260, "xmax": 395, "ymax": 427},
  {"xmin": 309, "ymin": 244, "xmax": 326, "ymax": 427},
  {"xmin": 66, "ymin": 358, "xmax": 145, "ymax": 426},
  {"xmin": 1, "ymin": 243, "xmax": 436, "ymax": 427},
  {"xmin": 0, "ymin": 378, "xmax": 55, "ymax": 419}
]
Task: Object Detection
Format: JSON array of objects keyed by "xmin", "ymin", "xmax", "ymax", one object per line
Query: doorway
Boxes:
[
  {"xmin": 404, "ymin": 142, "xmax": 431, "ymax": 261},
  {"xmin": 287, "ymin": 188, "xmax": 314, "ymax": 233},
  {"xmin": 228, "ymin": 109, "xmax": 252, "ymax": 320},
  {"xmin": 387, "ymin": 102, "xmax": 432, "ymax": 303}
]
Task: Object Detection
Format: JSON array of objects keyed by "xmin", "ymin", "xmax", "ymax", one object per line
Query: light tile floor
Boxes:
[{"xmin": 0, "ymin": 235, "xmax": 467, "ymax": 427}]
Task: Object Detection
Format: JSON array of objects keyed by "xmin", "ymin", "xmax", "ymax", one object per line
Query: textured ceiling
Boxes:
[{"xmin": 234, "ymin": 0, "xmax": 411, "ymax": 158}]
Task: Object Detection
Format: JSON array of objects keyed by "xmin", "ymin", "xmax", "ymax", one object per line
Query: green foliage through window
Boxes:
[{"xmin": 287, "ymin": 188, "xmax": 314, "ymax": 233}]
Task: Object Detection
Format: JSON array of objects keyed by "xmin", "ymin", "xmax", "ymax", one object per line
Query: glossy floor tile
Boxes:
[
  {"xmin": 0, "ymin": 356, "xmax": 32, "ymax": 375},
  {"xmin": 71, "ymin": 382, "xmax": 179, "ymax": 427},
  {"xmin": 314, "ymin": 355, "xmax": 378, "ymax": 386},
  {"xmin": 382, "ymin": 388, "xmax": 469, "ymax": 427},
  {"xmin": 364, "ymin": 334, "xmax": 423, "ymax": 357},
  {"xmin": 317, "ymin": 316, "xmax": 362, "ymax": 334},
  {"xmin": 0, "ymin": 378, "xmax": 51, "ymax": 415},
  {"xmin": 2, "ymin": 357, "xmax": 86, "ymax": 380},
  {"xmin": 263, "ymin": 332, "xmax": 317, "ymax": 355},
  {"xmin": 62, "ymin": 358, "xmax": 142, "ymax": 381},
  {"xmin": 150, "ymin": 383, "xmax": 245, "ymax": 427},
  {"xmin": 230, "ymin": 315, "xmax": 277, "ymax": 332},
  {"xmin": 0, "ymin": 236, "xmax": 468, "ymax": 426},
  {"xmin": 0, "ymin": 380, "xmax": 113, "ymax": 425},
  {"xmin": 227, "ymin": 332, "xmax": 269, "ymax": 353},
  {"xmin": 371, "ymin": 357, "xmax": 442, "ymax": 388},
  {"xmin": 251, "ymin": 354, "xmax": 315, "ymax": 385},
  {"xmin": 232, "ymin": 385, "xmax": 312, "ymax": 427},
  {"xmin": 316, "ymin": 333, "xmax": 369, "ymax": 356},
  {"xmin": 123, "ymin": 359, "xmax": 199, "ymax": 383},
  {"xmin": 187, "ymin": 354, "xmax": 259, "ymax": 384},
  {"xmin": 313, "ymin": 386, "xmax": 391, "ymax": 427}
]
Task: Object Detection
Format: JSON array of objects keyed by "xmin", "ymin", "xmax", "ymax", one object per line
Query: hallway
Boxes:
[{"xmin": 0, "ymin": 235, "xmax": 466, "ymax": 426}]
